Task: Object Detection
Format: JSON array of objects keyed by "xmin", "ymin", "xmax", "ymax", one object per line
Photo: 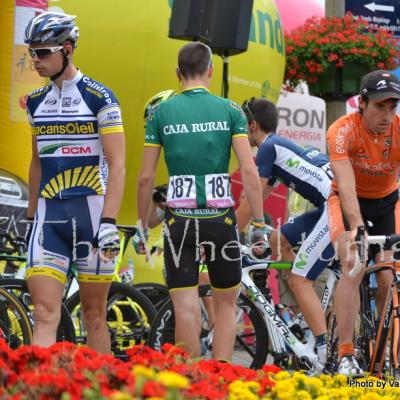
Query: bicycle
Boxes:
[
  {"xmin": 148, "ymin": 244, "xmax": 341, "ymax": 370},
  {"xmin": 325, "ymin": 230, "xmax": 400, "ymax": 379},
  {"xmin": 0, "ymin": 285, "xmax": 32, "ymax": 348}
]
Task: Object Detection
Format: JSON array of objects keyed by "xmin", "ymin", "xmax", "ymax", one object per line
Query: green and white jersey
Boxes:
[{"xmin": 145, "ymin": 87, "xmax": 248, "ymax": 208}]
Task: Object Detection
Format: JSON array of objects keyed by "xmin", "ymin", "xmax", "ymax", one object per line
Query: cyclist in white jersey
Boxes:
[{"xmin": 24, "ymin": 12, "xmax": 125, "ymax": 352}]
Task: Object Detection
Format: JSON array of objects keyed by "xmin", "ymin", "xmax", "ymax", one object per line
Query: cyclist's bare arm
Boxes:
[
  {"xmin": 232, "ymin": 137, "xmax": 265, "ymax": 223},
  {"xmin": 27, "ymin": 135, "xmax": 41, "ymax": 218},
  {"xmin": 137, "ymin": 146, "xmax": 161, "ymax": 228},
  {"xmin": 331, "ymin": 159, "xmax": 364, "ymax": 231},
  {"xmin": 236, "ymin": 177, "xmax": 273, "ymax": 232},
  {"xmin": 101, "ymin": 132, "xmax": 126, "ymax": 219}
]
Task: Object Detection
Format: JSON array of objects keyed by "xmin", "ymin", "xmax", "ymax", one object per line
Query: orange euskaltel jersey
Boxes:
[{"xmin": 327, "ymin": 112, "xmax": 400, "ymax": 199}]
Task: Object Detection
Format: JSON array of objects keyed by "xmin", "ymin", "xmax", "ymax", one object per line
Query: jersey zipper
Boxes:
[{"xmin": 58, "ymin": 86, "xmax": 63, "ymax": 200}]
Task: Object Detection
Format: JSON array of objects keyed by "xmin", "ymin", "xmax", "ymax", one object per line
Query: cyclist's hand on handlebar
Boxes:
[
  {"xmin": 132, "ymin": 227, "xmax": 149, "ymax": 254},
  {"xmin": 348, "ymin": 225, "xmax": 368, "ymax": 277},
  {"xmin": 249, "ymin": 219, "xmax": 270, "ymax": 257},
  {"xmin": 94, "ymin": 218, "xmax": 120, "ymax": 260}
]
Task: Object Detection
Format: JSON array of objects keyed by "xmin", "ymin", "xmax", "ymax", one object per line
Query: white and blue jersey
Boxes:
[
  {"xmin": 25, "ymin": 71, "xmax": 124, "ymax": 284},
  {"xmin": 257, "ymin": 134, "xmax": 334, "ymax": 281},
  {"xmin": 26, "ymin": 71, "xmax": 124, "ymax": 200},
  {"xmin": 256, "ymin": 134, "xmax": 332, "ymax": 208}
]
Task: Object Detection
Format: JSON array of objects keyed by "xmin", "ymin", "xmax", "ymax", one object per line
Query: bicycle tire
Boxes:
[
  {"xmin": 65, "ymin": 281, "xmax": 156, "ymax": 358},
  {"xmin": 0, "ymin": 286, "xmax": 32, "ymax": 347},
  {"xmin": 148, "ymin": 285, "xmax": 269, "ymax": 369},
  {"xmin": 326, "ymin": 279, "xmax": 375, "ymax": 371},
  {"xmin": 135, "ymin": 282, "xmax": 169, "ymax": 310},
  {"xmin": 0, "ymin": 278, "xmax": 75, "ymax": 343}
]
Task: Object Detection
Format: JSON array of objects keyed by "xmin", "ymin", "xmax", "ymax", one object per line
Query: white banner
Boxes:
[{"xmin": 276, "ymin": 92, "xmax": 326, "ymax": 153}]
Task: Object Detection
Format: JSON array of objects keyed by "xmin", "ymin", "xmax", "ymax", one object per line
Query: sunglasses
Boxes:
[
  {"xmin": 242, "ymin": 97, "xmax": 256, "ymax": 122},
  {"xmin": 28, "ymin": 46, "xmax": 63, "ymax": 59}
]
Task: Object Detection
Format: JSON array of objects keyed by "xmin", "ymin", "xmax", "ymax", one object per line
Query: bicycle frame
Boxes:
[{"xmin": 240, "ymin": 248, "xmax": 340, "ymax": 368}]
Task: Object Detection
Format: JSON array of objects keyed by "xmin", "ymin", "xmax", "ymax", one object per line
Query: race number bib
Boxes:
[
  {"xmin": 205, "ymin": 173, "xmax": 235, "ymax": 208},
  {"xmin": 167, "ymin": 175, "xmax": 197, "ymax": 208}
]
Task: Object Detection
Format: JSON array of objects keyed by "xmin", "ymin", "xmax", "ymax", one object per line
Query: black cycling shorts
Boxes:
[
  {"xmin": 163, "ymin": 208, "xmax": 241, "ymax": 290},
  {"xmin": 330, "ymin": 190, "xmax": 400, "ymax": 260}
]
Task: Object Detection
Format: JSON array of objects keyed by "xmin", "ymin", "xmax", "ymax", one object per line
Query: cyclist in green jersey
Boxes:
[{"xmin": 135, "ymin": 42, "xmax": 266, "ymax": 361}]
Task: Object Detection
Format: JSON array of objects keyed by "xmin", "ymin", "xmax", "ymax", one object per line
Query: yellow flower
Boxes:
[
  {"xmin": 111, "ymin": 392, "xmax": 135, "ymax": 400},
  {"xmin": 157, "ymin": 371, "xmax": 190, "ymax": 389},
  {"xmin": 132, "ymin": 365, "xmax": 156, "ymax": 380},
  {"xmin": 362, "ymin": 393, "xmax": 384, "ymax": 400},
  {"xmin": 296, "ymin": 390, "xmax": 312, "ymax": 400},
  {"xmin": 229, "ymin": 381, "xmax": 260, "ymax": 400},
  {"xmin": 275, "ymin": 371, "xmax": 291, "ymax": 381}
]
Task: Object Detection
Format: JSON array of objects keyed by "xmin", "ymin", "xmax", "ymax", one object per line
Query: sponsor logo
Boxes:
[
  {"xmin": 62, "ymin": 97, "xmax": 71, "ymax": 107},
  {"xmin": 305, "ymin": 225, "xmax": 329, "ymax": 255},
  {"xmin": 40, "ymin": 109, "xmax": 57, "ymax": 113},
  {"xmin": 163, "ymin": 121, "xmax": 229, "ymax": 135},
  {"xmin": 83, "ymin": 76, "xmax": 113, "ymax": 104},
  {"xmin": 286, "ymin": 159, "xmax": 300, "ymax": 168},
  {"xmin": 0, "ymin": 177, "xmax": 22, "ymax": 199},
  {"xmin": 295, "ymin": 253, "xmax": 307, "ymax": 269},
  {"xmin": 45, "ymin": 99, "xmax": 57, "ymax": 105},
  {"xmin": 376, "ymin": 79, "xmax": 388, "ymax": 90},
  {"xmin": 35, "ymin": 122, "xmax": 95, "ymax": 135},
  {"xmin": 40, "ymin": 142, "xmax": 92, "ymax": 155},
  {"xmin": 72, "ymin": 98, "xmax": 81, "ymax": 106},
  {"xmin": 106, "ymin": 111, "xmax": 121, "ymax": 121},
  {"xmin": 41, "ymin": 31, "xmax": 54, "ymax": 42},
  {"xmin": 335, "ymin": 122, "xmax": 352, "ymax": 154}
]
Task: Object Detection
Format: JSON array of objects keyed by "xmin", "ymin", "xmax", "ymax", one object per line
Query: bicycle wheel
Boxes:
[
  {"xmin": 135, "ymin": 282, "xmax": 169, "ymax": 310},
  {"xmin": 0, "ymin": 278, "xmax": 76, "ymax": 343},
  {"xmin": 65, "ymin": 281, "xmax": 156, "ymax": 358},
  {"xmin": 148, "ymin": 285, "xmax": 269, "ymax": 369},
  {"xmin": 326, "ymin": 279, "xmax": 374, "ymax": 371},
  {"xmin": 0, "ymin": 286, "xmax": 32, "ymax": 348}
]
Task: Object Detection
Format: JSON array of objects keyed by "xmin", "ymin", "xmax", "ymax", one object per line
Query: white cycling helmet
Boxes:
[{"xmin": 24, "ymin": 12, "xmax": 79, "ymax": 47}]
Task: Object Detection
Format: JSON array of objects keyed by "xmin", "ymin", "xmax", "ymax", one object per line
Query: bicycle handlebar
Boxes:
[{"xmin": 350, "ymin": 231, "xmax": 400, "ymax": 277}]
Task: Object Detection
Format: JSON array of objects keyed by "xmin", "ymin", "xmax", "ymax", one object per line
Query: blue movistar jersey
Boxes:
[
  {"xmin": 256, "ymin": 134, "xmax": 332, "ymax": 207},
  {"xmin": 26, "ymin": 71, "xmax": 124, "ymax": 200}
]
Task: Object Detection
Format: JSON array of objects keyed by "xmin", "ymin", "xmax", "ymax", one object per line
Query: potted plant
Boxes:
[{"xmin": 284, "ymin": 13, "xmax": 399, "ymax": 98}]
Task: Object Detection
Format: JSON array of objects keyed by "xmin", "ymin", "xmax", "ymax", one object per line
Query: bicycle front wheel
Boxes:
[
  {"xmin": 0, "ymin": 286, "xmax": 32, "ymax": 347},
  {"xmin": 65, "ymin": 282, "xmax": 156, "ymax": 358}
]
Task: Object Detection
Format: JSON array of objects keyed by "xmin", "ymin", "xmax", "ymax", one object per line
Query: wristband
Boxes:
[
  {"xmin": 100, "ymin": 217, "xmax": 116, "ymax": 225},
  {"xmin": 251, "ymin": 220, "xmax": 266, "ymax": 228}
]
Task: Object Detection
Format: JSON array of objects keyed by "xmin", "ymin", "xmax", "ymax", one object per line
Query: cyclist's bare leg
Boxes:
[
  {"xmin": 335, "ymin": 232, "xmax": 365, "ymax": 346},
  {"xmin": 170, "ymin": 287, "xmax": 201, "ymax": 357},
  {"xmin": 212, "ymin": 285, "xmax": 240, "ymax": 361},
  {"xmin": 27, "ymin": 275, "xmax": 64, "ymax": 347},
  {"xmin": 79, "ymin": 281, "xmax": 112, "ymax": 354},
  {"xmin": 269, "ymin": 230, "xmax": 295, "ymax": 262},
  {"xmin": 288, "ymin": 273, "xmax": 327, "ymax": 335},
  {"xmin": 199, "ymin": 272, "xmax": 215, "ymax": 328},
  {"xmin": 374, "ymin": 250, "xmax": 395, "ymax": 315}
]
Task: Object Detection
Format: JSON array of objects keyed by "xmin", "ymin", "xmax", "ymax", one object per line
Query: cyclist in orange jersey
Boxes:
[{"xmin": 327, "ymin": 70, "xmax": 400, "ymax": 377}]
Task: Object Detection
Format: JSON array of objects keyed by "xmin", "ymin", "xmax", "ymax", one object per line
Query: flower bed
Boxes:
[{"xmin": 0, "ymin": 340, "xmax": 399, "ymax": 399}]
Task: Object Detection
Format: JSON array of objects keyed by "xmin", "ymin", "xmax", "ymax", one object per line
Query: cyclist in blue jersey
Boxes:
[
  {"xmin": 24, "ymin": 12, "xmax": 125, "ymax": 352},
  {"xmin": 236, "ymin": 98, "xmax": 334, "ymax": 374}
]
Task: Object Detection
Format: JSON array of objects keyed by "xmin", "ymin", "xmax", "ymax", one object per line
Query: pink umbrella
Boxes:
[{"xmin": 275, "ymin": 0, "xmax": 324, "ymax": 32}]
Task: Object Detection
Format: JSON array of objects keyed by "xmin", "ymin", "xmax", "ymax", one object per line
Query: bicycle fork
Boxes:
[{"xmin": 241, "ymin": 272, "xmax": 318, "ymax": 367}]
